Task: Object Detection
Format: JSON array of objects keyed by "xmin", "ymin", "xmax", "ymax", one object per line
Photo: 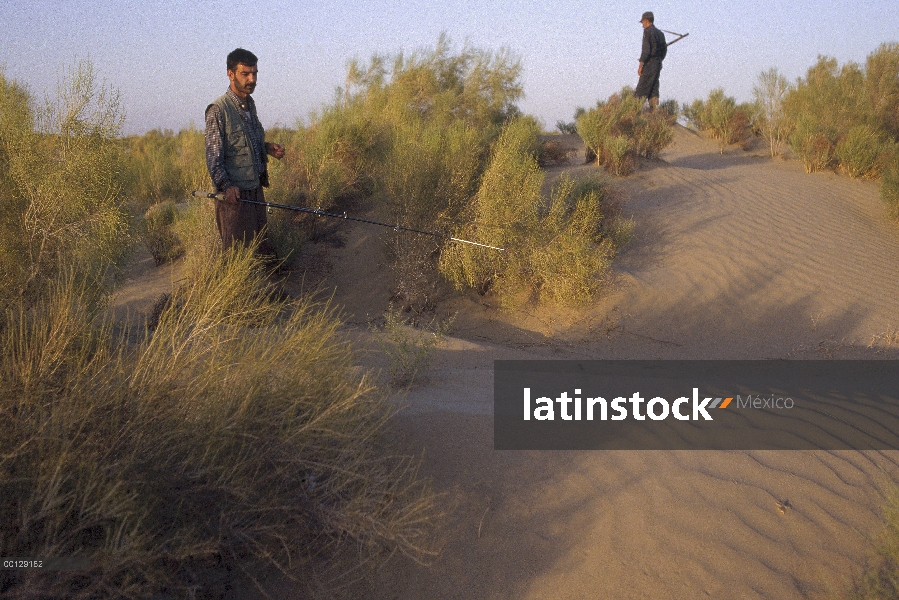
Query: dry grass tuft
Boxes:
[{"xmin": 0, "ymin": 243, "xmax": 442, "ymax": 598}]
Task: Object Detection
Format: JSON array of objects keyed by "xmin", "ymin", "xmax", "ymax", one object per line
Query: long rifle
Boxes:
[
  {"xmin": 662, "ymin": 30, "xmax": 689, "ymax": 46},
  {"xmin": 191, "ymin": 191, "xmax": 506, "ymax": 252}
]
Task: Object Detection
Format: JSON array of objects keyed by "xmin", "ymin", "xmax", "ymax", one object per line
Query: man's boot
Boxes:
[{"xmin": 648, "ymin": 97, "xmax": 659, "ymax": 112}]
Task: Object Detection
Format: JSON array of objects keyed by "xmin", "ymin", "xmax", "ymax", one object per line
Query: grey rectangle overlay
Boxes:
[
  {"xmin": 1, "ymin": 557, "xmax": 91, "ymax": 570},
  {"xmin": 494, "ymin": 360, "xmax": 899, "ymax": 450}
]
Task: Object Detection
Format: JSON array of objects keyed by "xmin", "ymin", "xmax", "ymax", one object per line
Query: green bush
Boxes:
[
  {"xmin": 791, "ymin": 116, "xmax": 838, "ymax": 173},
  {"xmin": 681, "ymin": 98, "xmax": 705, "ymax": 130},
  {"xmin": 783, "ymin": 56, "xmax": 871, "ymax": 171},
  {"xmin": 604, "ymin": 135, "xmax": 634, "ymax": 176},
  {"xmin": 866, "ymin": 43, "xmax": 899, "ymax": 140},
  {"xmin": 556, "ymin": 119, "xmax": 578, "ymax": 134},
  {"xmin": 439, "ymin": 117, "xmax": 542, "ymax": 297},
  {"xmin": 658, "ymin": 99, "xmax": 680, "ymax": 120},
  {"xmin": 882, "ymin": 153, "xmax": 899, "ymax": 219},
  {"xmin": 684, "ymin": 88, "xmax": 750, "ymax": 151},
  {"xmin": 576, "ymin": 88, "xmax": 674, "ymax": 172},
  {"xmin": 0, "ymin": 61, "xmax": 130, "ymax": 309},
  {"xmin": 634, "ymin": 113, "xmax": 675, "ymax": 159},
  {"xmin": 440, "ymin": 118, "xmax": 629, "ymax": 307},
  {"xmin": 527, "ymin": 176, "xmax": 625, "ymax": 305},
  {"xmin": 122, "ymin": 126, "xmax": 210, "ymax": 212},
  {"xmin": 835, "ymin": 124, "xmax": 893, "ymax": 178}
]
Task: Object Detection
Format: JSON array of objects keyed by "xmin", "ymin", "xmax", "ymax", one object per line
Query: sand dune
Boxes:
[
  {"xmin": 111, "ymin": 126, "xmax": 899, "ymax": 598},
  {"xmin": 313, "ymin": 127, "xmax": 899, "ymax": 599}
]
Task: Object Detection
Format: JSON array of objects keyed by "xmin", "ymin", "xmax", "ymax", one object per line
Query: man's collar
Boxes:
[{"xmin": 226, "ymin": 88, "xmax": 253, "ymax": 111}]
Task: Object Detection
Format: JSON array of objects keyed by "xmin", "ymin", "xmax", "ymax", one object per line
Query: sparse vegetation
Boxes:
[
  {"xmin": 882, "ymin": 155, "xmax": 899, "ymax": 219},
  {"xmin": 139, "ymin": 200, "xmax": 183, "ymax": 265},
  {"xmin": 683, "ymin": 48, "xmax": 899, "ymax": 214},
  {"xmin": 372, "ymin": 303, "xmax": 455, "ymax": 387},
  {"xmin": 845, "ymin": 489, "xmax": 899, "ymax": 599}
]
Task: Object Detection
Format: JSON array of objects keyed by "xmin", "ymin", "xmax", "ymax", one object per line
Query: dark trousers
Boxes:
[
  {"xmin": 215, "ymin": 186, "xmax": 273, "ymax": 254},
  {"xmin": 635, "ymin": 59, "xmax": 663, "ymax": 99}
]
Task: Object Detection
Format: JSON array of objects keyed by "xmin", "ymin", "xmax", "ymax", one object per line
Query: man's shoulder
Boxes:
[{"xmin": 205, "ymin": 93, "xmax": 230, "ymax": 116}]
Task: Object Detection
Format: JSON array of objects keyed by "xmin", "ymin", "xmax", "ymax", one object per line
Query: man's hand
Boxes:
[
  {"xmin": 266, "ymin": 142, "xmax": 285, "ymax": 160},
  {"xmin": 224, "ymin": 185, "xmax": 241, "ymax": 205},
  {"xmin": 638, "ymin": 62, "xmax": 644, "ymax": 77}
]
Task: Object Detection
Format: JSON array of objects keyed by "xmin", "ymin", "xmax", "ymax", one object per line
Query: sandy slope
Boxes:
[{"xmin": 112, "ymin": 126, "xmax": 899, "ymax": 599}]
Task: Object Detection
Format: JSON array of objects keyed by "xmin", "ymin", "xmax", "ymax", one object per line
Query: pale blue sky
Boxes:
[{"xmin": 2, "ymin": 0, "xmax": 895, "ymax": 134}]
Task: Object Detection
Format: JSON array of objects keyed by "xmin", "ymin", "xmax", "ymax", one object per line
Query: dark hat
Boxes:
[{"xmin": 640, "ymin": 11, "xmax": 654, "ymax": 22}]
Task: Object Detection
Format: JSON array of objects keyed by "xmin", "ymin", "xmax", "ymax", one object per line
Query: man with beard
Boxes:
[
  {"xmin": 635, "ymin": 11, "xmax": 667, "ymax": 111},
  {"xmin": 205, "ymin": 48, "xmax": 285, "ymax": 253}
]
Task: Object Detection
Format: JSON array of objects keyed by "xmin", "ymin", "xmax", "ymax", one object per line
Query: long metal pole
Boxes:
[{"xmin": 191, "ymin": 191, "xmax": 506, "ymax": 252}]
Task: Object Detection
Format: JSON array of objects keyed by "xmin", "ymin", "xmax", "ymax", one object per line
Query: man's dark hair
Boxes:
[{"xmin": 227, "ymin": 48, "xmax": 258, "ymax": 72}]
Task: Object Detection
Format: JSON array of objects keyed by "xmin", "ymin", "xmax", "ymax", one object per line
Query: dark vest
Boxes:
[{"xmin": 206, "ymin": 94, "xmax": 266, "ymax": 190}]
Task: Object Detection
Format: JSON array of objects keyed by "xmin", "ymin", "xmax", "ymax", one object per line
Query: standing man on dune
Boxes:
[
  {"xmin": 205, "ymin": 48, "xmax": 285, "ymax": 253},
  {"xmin": 636, "ymin": 11, "xmax": 667, "ymax": 111}
]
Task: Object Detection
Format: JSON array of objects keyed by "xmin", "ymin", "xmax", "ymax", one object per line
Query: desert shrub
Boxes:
[
  {"xmin": 0, "ymin": 244, "xmax": 441, "ymax": 599},
  {"xmin": 634, "ymin": 113, "xmax": 675, "ymax": 159},
  {"xmin": 699, "ymin": 89, "xmax": 734, "ymax": 136},
  {"xmin": 440, "ymin": 118, "xmax": 628, "ymax": 307},
  {"xmin": 882, "ymin": 152, "xmax": 899, "ymax": 219},
  {"xmin": 267, "ymin": 37, "xmax": 523, "ymax": 293},
  {"xmin": 265, "ymin": 208, "xmax": 308, "ymax": 268},
  {"xmin": 835, "ymin": 124, "xmax": 894, "ymax": 178},
  {"xmin": 122, "ymin": 126, "xmax": 210, "ymax": 211},
  {"xmin": 140, "ymin": 200, "xmax": 183, "ymax": 265},
  {"xmin": 0, "ymin": 72, "xmax": 34, "ymax": 297},
  {"xmin": 866, "ymin": 43, "xmax": 899, "ymax": 141},
  {"xmin": 738, "ymin": 101, "xmax": 764, "ymax": 138},
  {"xmin": 658, "ymin": 99, "xmax": 680, "ymax": 120},
  {"xmin": 292, "ymin": 105, "xmax": 383, "ymax": 209},
  {"xmin": 0, "ymin": 61, "xmax": 130, "ymax": 308},
  {"xmin": 170, "ymin": 197, "xmax": 220, "ymax": 275},
  {"xmin": 684, "ymin": 88, "xmax": 750, "ymax": 151},
  {"xmin": 604, "ymin": 135, "xmax": 635, "ymax": 176},
  {"xmin": 790, "ymin": 116, "xmax": 839, "ymax": 173},
  {"xmin": 376, "ymin": 114, "xmax": 482, "ymax": 227},
  {"xmin": 783, "ymin": 55, "xmax": 873, "ymax": 172},
  {"xmin": 556, "ymin": 119, "xmax": 578, "ymax": 134},
  {"xmin": 681, "ymin": 98, "xmax": 705, "ymax": 130},
  {"xmin": 292, "ymin": 38, "xmax": 523, "ymax": 301},
  {"xmin": 439, "ymin": 117, "xmax": 542, "ymax": 297},
  {"xmin": 174, "ymin": 125, "xmax": 210, "ymax": 196},
  {"xmin": 576, "ymin": 88, "xmax": 674, "ymax": 172},
  {"xmin": 527, "ymin": 176, "xmax": 624, "ymax": 305},
  {"xmin": 753, "ymin": 67, "xmax": 792, "ymax": 157}
]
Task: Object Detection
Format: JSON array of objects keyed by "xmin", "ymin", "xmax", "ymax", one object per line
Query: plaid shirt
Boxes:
[{"xmin": 205, "ymin": 88, "xmax": 266, "ymax": 190}]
